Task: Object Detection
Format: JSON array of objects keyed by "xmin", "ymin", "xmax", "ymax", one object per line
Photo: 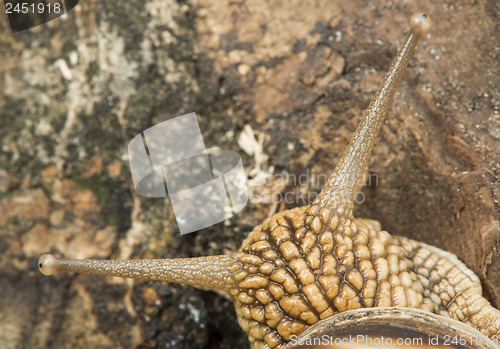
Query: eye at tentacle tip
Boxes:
[
  {"xmin": 410, "ymin": 12, "xmax": 432, "ymax": 36},
  {"xmin": 38, "ymin": 254, "xmax": 60, "ymax": 276}
]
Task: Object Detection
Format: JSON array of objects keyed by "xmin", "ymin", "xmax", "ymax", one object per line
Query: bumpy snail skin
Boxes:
[
  {"xmin": 233, "ymin": 213, "xmax": 500, "ymax": 347},
  {"xmin": 38, "ymin": 13, "xmax": 500, "ymax": 349}
]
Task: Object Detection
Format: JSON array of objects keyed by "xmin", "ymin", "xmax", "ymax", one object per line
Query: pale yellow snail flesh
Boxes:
[{"xmin": 39, "ymin": 13, "xmax": 500, "ymax": 349}]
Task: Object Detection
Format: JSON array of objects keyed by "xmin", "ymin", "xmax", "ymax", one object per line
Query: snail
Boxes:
[{"xmin": 38, "ymin": 12, "xmax": 500, "ymax": 349}]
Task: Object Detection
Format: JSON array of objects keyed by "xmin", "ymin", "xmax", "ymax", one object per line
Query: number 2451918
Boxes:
[{"xmin": 5, "ymin": 2, "xmax": 62, "ymax": 14}]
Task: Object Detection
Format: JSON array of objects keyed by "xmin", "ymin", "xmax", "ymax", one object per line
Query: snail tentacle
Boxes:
[
  {"xmin": 314, "ymin": 12, "xmax": 432, "ymax": 216},
  {"xmin": 39, "ymin": 253, "xmax": 240, "ymax": 292}
]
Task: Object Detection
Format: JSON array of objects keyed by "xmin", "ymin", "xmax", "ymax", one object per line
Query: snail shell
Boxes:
[{"xmin": 286, "ymin": 307, "xmax": 498, "ymax": 349}]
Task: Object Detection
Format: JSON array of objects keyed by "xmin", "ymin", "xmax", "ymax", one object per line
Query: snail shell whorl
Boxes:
[{"xmin": 285, "ymin": 307, "xmax": 496, "ymax": 349}]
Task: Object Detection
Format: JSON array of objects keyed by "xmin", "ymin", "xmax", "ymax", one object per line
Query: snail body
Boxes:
[{"xmin": 39, "ymin": 13, "xmax": 500, "ymax": 349}]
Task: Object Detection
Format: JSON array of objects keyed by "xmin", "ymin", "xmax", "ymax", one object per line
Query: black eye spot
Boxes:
[
  {"xmin": 422, "ymin": 14, "xmax": 428, "ymax": 19},
  {"xmin": 39, "ymin": 263, "xmax": 43, "ymax": 268}
]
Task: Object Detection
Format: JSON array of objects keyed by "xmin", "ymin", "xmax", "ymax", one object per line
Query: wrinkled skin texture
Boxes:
[{"xmin": 230, "ymin": 206, "xmax": 499, "ymax": 348}]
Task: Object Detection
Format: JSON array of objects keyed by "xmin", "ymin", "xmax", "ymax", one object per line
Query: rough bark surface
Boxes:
[{"xmin": 0, "ymin": 1, "xmax": 498, "ymax": 348}]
